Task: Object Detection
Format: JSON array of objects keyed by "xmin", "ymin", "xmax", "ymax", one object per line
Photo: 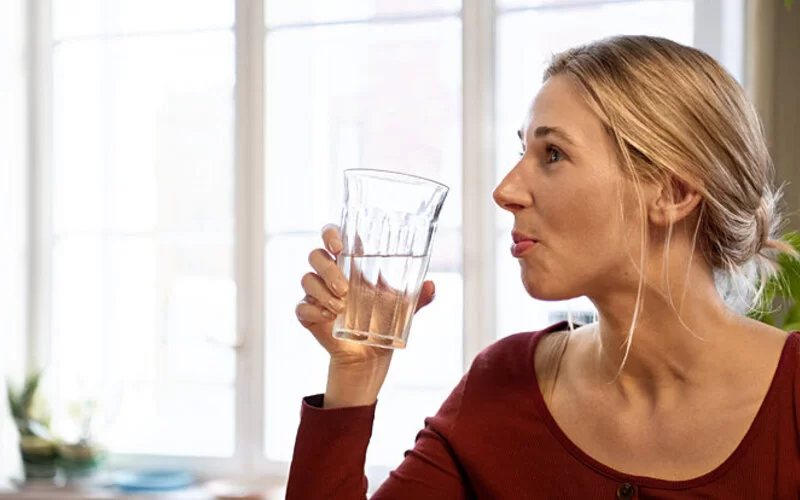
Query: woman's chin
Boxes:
[{"xmin": 521, "ymin": 275, "xmax": 579, "ymax": 302}]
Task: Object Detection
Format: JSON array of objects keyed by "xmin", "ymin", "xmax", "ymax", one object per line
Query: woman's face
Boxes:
[{"xmin": 493, "ymin": 75, "xmax": 643, "ymax": 301}]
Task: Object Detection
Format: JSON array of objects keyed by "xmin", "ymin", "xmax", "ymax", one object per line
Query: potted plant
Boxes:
[
  {"xmin": 6, "ymin": 372, "xmax": 57, "ymax": 481},
  {"xmin": 55, "ymin": 398, "xmax": 106, "ymax": 482},
  {"xmin": 748, "ymin": 231, "xmax": 800, "ymax": 330}
]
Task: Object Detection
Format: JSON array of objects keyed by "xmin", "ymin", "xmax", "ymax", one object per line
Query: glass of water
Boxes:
[{"xmin": 333, "ymin": 169, "xmax": 449, "ymax": 349}]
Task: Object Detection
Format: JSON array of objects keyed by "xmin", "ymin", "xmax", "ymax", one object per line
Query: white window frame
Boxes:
[{"xmin": 22, "ymin": 0, "xmax": 744, "ymax": 483}]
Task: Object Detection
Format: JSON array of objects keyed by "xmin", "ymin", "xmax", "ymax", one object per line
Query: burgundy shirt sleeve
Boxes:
[
  {"xmin": 286, "ymin": 394, "xmax": 374, "ymax": 499},
  {"xmin": 286, "ymin": 375, "xmax": 471, "ymax": 500}
]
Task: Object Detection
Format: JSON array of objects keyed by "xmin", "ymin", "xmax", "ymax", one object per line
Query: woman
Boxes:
[{"xmin": 287, "ymin": 35, "xmax": 800, "ymax": 498}]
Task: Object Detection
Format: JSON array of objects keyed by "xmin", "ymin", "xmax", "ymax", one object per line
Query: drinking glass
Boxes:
[{"xmin": 332, "ymin": 169, "xmax": 449, "ymax": 349}]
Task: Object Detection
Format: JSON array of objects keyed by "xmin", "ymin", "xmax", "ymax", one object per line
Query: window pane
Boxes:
[
  {"xmin": 265, "ymin": 18, "xmax": 463, "ymax": 465},
  {"xmin": 263, "ymin": 235, "xmax": 331, "ymax": 462},
  {"xmin": 53, "ymin": 0, "xmax": 234, "ymax": 39},
  {"xmin": 496, "ymin": 0, "xmax": 652, "ymax": 10},
  {"xmin": 0, "ymin": 0, "xmax": 27, "ymax": 380},
  {"xmin": 494, "ymin": 1, "xmax": 694, "ymax": 338},
  {"xmin": 264, "ymin": 233, "xmax": 462, "ymax": 464},
  {"xmin": 50, "ymin": 28, "xmax": 236, "ymax": 456},
  {"xmin": 53, "ymin": 32, "xmax": 235, "ymax": 235},
  {"xmin": 266, "ymin": 0, "xmax": 460, "ymax": 27},
  {"xmin": 110, "ymin": 383, "xmax": 235, "ymax": 457},
  {"xmin": 51, "ymin": 237, "xmax": 236, "ymax": 456},
  {"xmin": 264, "ymin": 19, "xmax": 462, "ymax": 234}
]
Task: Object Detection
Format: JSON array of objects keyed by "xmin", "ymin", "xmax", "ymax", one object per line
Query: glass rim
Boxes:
[{"xmin": 343, "ymin": 168, "xmax": 449, "ymax": 193}]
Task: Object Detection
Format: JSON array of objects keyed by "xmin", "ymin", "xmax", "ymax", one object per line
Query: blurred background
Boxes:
[{"xmin": 0, "ymin": 0, "xmax": 798, "ymax": 497}]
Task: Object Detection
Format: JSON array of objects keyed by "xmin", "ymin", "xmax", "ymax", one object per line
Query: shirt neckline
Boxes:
[{"xmin": 528, "ymin": 322, "xmax": 799, "ymax": 490}]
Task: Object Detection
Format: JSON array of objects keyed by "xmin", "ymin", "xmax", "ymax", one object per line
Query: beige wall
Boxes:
[{"xmin": 747, "ymin": 1, "xmax": 800, "ymax": 229}]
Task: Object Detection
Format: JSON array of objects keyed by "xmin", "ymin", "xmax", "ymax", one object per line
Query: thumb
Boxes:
[{"xmin": 414, "ymin": 280, "xmax": 436, "ymax": 312}]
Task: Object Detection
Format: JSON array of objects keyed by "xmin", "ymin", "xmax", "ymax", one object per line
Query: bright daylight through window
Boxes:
[{"xmin": 7, "ymin": 0, "xmax": 742, "ymax": 485}]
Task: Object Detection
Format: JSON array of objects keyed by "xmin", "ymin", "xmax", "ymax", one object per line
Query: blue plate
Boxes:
[{"xmin": 113, "ymin": 470, "xmax": 194, "ymax": 492}]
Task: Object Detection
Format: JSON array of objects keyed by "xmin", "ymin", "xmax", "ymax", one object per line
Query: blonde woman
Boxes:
[{"xmin": 287, "ymin": 36, "xmax": 800, "ymax": 498}]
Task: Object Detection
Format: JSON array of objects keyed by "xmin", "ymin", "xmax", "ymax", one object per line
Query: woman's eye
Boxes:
[{"xmin": 546, "ymin": 146, "xmax": 564, "ymax": 164}]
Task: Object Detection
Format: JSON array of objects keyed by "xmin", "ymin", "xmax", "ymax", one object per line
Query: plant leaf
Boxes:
[
  {"xmin": 6, "ymin": 384, "xmax": 24, "ymax": 421},
  {"xmin": 782, "ymin": 321, "xmax": 800, "ymax": 332},
  {"xmin": 751, "ymin": 231, "xmax": 800, "ymax": 329},
  {"xmin": 787, "ymin": 0, "xmax": 795, "ymax": 11},
  {"xmin": 20, "ymin": 372, "xmax": 42, "ymax": 417},
  {"xmin": 777, "ymin": 239, "xmax": 800, "ymax": 315},
  {"xmin": 784, "ymin": 302, "xmax": 800, "ymax": 325}
]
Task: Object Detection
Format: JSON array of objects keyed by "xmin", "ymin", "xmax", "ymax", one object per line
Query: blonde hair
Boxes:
[{"xmin": 544, "ymin": 36, "xmax": 793, "ymax": 364}]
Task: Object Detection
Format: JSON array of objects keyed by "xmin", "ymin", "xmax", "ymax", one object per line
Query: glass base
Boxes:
[{"xmin": 333, "ymin": 328, "xmax": 407, "ymax": 349}]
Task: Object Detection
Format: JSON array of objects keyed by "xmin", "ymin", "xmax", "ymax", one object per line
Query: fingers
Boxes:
[
  {"xmin": 415, "ymin": 280, "xmax": 436, "ymax": 312},
  {"xmin": 296, "ymin": 300, "xmax": 335, "ymax": 325},
  {"xmin": 295, "ymin": 225, "xmax": 347, "ymax": 336},
  {"xmin": 301, "ymin": 273, "xmax": 346, "ymax": 315},
  {"xmin": 308, "ymin": 249, "xmax": 349, "ymax": 297},
  {"xmin": 321, "ymin": 224, "xmax": 343, "ymax": 254}
]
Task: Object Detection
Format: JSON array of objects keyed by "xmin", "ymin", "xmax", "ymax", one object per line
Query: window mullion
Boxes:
[
  {"xmin": 234, "ymin": 0, "xmax": 266, "ymax": 475},
  {"xmin": 461, "ymin": 0, "xmax": 497, "ymax": 369},
  {"xmin": 27, "ymin": 0, "xmax": 54, "ymax": 375}
]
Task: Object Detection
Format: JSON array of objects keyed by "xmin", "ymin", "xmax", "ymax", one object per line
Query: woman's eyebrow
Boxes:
[
  {"xmin": 534, "ymin": 126, "xmax": 577, "ymax": 146},
  {"xmin": 518, "ymin": 126, "xmax": 577, "ymax": 147}
]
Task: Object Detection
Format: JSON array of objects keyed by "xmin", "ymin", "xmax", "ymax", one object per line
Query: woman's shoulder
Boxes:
[
  {"xmin": 467, "ymin": 321, "xmax": 575, "ymax": 383},
  {"xmin": 444, "ymin": 323, "xmax": 576, "ymax": 428}
]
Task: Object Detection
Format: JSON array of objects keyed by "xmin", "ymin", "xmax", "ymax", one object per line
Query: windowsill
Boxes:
[
  {"xmin": 0, "ymin": 485, "xmax": 210, "ymax": 500},
  {"xmin": 0, "ymin": 479, "xmax": 286, "ymax": 500}
]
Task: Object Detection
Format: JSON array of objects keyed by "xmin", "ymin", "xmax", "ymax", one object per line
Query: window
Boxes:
[
  {"xmin": 49, "ymin": 0, "xmax": 236, "ymax": 458},
  {"xmin": 262, "ymin": 1, "xmax": 464, "ymax": 467},
  {"xmin": 0, "ymin": 0, "xmax": 28, "ymax": 381},
  {"xmin": 18, "ymin": 0, "xmax": 742, "ymax": 482}
]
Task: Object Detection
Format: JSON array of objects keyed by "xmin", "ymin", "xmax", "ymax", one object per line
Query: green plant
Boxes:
[
  {"xmin": 8, "ymin": 373, "xmax": 106, "ymax": 481},
  {"xmin": 787, "ymin": 0, "xmax": 795, "ymax": 11},
  {"xmin": 748, "ymin": 231, "xmax": 800, "ymax": 330},
  {"xmin": 7, "ymin": 372, "xmax": 51, "ymax": 438},
  {"xmin": 7, "ymin": 372, "xmax": 58, "ymax": 480}
]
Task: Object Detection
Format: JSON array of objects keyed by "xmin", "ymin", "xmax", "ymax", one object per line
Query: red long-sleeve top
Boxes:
[{"xmin": 287, "ymin": 323, "xmax": 800, "ymax": 498}]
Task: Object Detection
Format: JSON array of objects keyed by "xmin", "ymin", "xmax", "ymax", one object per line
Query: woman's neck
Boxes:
[{"xmin": 586, "ymin": 264, "xmax": 744, "ymax": 407}]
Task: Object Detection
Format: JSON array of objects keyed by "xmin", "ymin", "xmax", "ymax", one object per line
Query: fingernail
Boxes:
[
  {"xmin": 321, "ymin": 310, "xmax": 335, "ymax": 320},
  {"xmin": 328, "ymin": 298, "xmax": 346, "ymax": 312},
  {"xmin": 330, "ymin": 240, "xmax": 342, "ymax": 253},
  {"xmin": 332, "ymin": 280, "xmax": 348, "ymax": 296}
]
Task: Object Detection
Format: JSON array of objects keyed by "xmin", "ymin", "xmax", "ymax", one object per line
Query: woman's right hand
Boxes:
[{"xmin": 295, "ymin": 224, "xmax": 436, "ymax": 408}]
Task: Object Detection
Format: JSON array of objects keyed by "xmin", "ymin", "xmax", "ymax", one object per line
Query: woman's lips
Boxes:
[{"xmin": 511, "ymin": 239, "xmax": 537, "ymax": 257}]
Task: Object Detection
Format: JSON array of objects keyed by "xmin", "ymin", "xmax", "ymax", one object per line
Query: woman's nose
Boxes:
[{"xmin": 493, "ymin": 164, "xmax": 531, "ymax": 213}]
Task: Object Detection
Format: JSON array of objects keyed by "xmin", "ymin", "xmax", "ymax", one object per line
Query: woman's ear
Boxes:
[{"xmin": 648, "ymin": 177, "xmax": 702, "ymax": 226}]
